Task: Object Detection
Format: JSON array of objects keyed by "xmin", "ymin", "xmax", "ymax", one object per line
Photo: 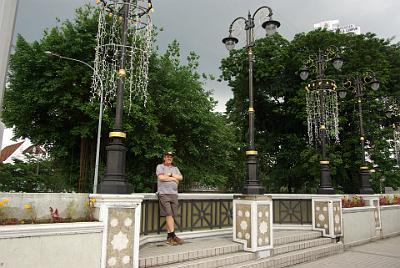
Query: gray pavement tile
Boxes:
[{"xmin": 290, "ymin": 235, "xmax": 400, "ymax": 268}]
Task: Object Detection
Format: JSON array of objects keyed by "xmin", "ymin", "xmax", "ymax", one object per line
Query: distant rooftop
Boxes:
[{"xmin": 0, "ymin": 141, "xmax": 24, "ymax": 162}]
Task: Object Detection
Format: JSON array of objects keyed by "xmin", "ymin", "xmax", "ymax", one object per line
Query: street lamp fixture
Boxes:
[
  {"xmin": 45, "ymin": 50, "xmax": 104, "ymax": 194},
  {"xmin": 338, "ymin": 71, "xmax": 380, "ymax": 194},
  {"xmin": 222, "ymin": 6, "xmax": 280, "ymax": 195},
  {"xmin": 299, "ymin": 46, "xmax": 343, "ymax": 194}
]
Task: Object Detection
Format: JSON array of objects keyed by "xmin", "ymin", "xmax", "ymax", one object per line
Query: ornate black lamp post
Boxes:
[
  {"xmin": 299, "ymin": 46, "xmax": 343, "ymax": 194},
  {"xmin": 222, "ymin": 6, "xmax": 280, "ymax": 194},
  {"xmin": 95, "ymin": 0, "xmax": 153, "ymax": 194},
  {"xmin": 338, "ymin": 71, "xmax": 379, "ymax": 194}
]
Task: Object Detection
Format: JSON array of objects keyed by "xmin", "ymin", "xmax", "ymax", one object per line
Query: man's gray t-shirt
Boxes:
[{"xmin": 156, "ymin": 164, "xmax": 182, "ymax": 194}]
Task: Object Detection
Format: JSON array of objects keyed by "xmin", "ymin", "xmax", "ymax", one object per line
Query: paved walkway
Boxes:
[{"xmin": 291, "ymin": 236, "xmax": 400, "ymax": 268}]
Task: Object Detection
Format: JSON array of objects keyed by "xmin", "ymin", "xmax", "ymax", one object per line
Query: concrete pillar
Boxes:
[
  {"xmin": 312, "ymin": 195, "xmax": 343, "ymax": 238},
  {"xmin": 233, "ymin": 195, "xmax": 273, "ymax": 257},
  {"xmin": 91, "ymin": 194, "xmax": 144, "ymax": 268}
]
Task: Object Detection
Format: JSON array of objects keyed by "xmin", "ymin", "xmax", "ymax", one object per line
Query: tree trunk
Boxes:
[{"xmin": 78, "ymin": 137, "xmax": 90, "ymax": 192}]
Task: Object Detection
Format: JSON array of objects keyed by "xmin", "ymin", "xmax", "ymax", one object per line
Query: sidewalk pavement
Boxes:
[{"xmin": 291, "ymin": 235, "xmax": 400, "ymax": 268}]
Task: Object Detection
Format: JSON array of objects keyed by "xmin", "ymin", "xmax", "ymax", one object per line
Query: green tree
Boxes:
[
  {"xmin": 3, "ymin": 5, "xmax": 237, "ymax": 192},
  {"xmin": 0, "ymin": 158, "xmax": 70, "ymax": 192},
  {"xmin": 4, "ymin": 5, "xmax": 100, "ymax": 191},
  {"xmin": 221, "ymin": 29, "xmax": 400, "ymax": 193}
]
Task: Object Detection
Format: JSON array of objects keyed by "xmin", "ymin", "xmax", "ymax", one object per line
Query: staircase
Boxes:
[{"xmin": 139, "ymin": 230, "xmax": 343, "ymax": 268}]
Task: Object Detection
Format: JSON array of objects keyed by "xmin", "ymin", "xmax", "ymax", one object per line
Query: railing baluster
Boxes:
[
  {"xmin": 190, "ymin": 200, "xmax": 194, "ymax": 231},
  {"xmin": 300, "ymin": 200, "xmax": 304, "ymax": 224},
  {"xmin": 144, "ymin": 200, "xmax": 148, "ymax": 235}
]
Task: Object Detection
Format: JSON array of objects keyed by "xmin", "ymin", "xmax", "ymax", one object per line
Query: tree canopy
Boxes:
[
  {"xmin": 3, "ymin": 4, "xmax": 400, "ymax": 194},
  {"xmin": 221, "ymin": 29, "xmax": 400, "ymax": 193},
  {"xmin": 2, "ymin": 5, "xmax": 237, "ymax": 192}
]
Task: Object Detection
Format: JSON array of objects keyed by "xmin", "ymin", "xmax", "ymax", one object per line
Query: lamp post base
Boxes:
[
  {"xmin": 317, "ymin": 162, "xmax": 335, "ymax": 194},
  {"xmin": 98, "ymin": 137, "xmax": 133, "ymax": 194},
  {"xmin": 359, "ymin": 168, "xmax": 374, "ymax": 194},
  {"xmin": 242, "ymin": 154, "xmax": 264, "ymax": 195},
  {"xmin": 243, "ymin": 184, "xmax": 265, "ymax": 195}
]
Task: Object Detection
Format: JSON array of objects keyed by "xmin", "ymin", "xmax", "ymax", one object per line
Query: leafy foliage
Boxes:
[
  {"xmin": 221, "ymin": 30, "xmax": 400, "ymax": 193},
  {"xmin": 0, "ymin": 159, "xmax": 70, "ymax": 192},
  {"xmin": 3, "ymin": 5, "xmax": 237, "ymax": 192}
]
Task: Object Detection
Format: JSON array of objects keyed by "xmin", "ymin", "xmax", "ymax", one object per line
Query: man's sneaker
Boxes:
[
  {"xmin": 173, "ymin": 236, "xmax": 184, "ymax": 245},
  {"xmin": 166, "ymin": 237, "xmax": 178, "ymax": 245}
]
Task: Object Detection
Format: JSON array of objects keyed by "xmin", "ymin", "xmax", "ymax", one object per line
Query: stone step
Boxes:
[
  {"xmin": 154, "ymin": 251, "xmax": 255, "ymax": 268},
  {"xmin": 223, "ymin": 242, "xmax": 344, "ymax": 268},
  {"xmin": 272, "ymin": 237, "xmax": 333, "ymax": 256},
  {"xmin": 274, "ymin": 230, "xmax": 322, "ymax": 246},
  {"xmin": 139, "ymin": 237, "xmax": 243, "ymax": 268},
  {"xmin": 139, "ymin": 230, "xmax": 325, "ymax": 268}
]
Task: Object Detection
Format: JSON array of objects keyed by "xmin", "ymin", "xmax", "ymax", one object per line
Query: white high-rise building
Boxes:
[{"xmin": 314, "ymin": 19, "xmax": 361, "ymax": 35}]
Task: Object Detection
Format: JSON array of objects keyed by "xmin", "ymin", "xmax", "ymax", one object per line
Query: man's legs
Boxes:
[
  {"xmin": 159, "ymin": 195, "xmax": 183, "ymax": 245},
  {"xmin": 166, "ymin": 215, "xmax": 174, "ymax": 233}
]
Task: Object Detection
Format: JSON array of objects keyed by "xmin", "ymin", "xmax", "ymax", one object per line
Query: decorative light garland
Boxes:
[
  {"xmin": 305, "ymin": 81, "xmax": 340, "ymax": 145},
  {"xmin": 394, "ymin": 127, "xmax": 400, "ymax": 166},
  {"xmin": 92, "ymin": 0, "xmax": 153, "ymax": 112}
]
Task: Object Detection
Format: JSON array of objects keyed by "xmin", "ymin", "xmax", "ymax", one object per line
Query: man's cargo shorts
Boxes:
[{"xmin": 158, "ymin": 194, "xmax": 178, "ymax": 217}]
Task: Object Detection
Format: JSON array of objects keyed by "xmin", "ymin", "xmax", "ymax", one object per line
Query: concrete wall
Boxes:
[
  {"xmin": 0, "ymin": 222, "xmax": 103, "ymax": 268},
  {"xmin": 380, "ymin": 205, "xmax": 400, "ymax": 238},
  {"xmin": 342, "ymin": 204, "xmax": 400, "ymax": 247},
  {"xmin": 0, "ymin": 193, "xmax": 90, "ymax": 221},
  {"xmin": 342, "ymin": 207, "xmax": 378, "ymax": 247}
]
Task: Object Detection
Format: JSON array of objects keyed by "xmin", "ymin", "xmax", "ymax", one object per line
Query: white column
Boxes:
[
  {"xmin": 363, "ymin": 194, "xmax": 382, "ymax": 230},
  {"xmin": 91, "ymin": 194, "xmax": 144, "ymax": 268},
  {"xmin": 0, "ymin": 0, "xmax": 19, "ymax": 150}
]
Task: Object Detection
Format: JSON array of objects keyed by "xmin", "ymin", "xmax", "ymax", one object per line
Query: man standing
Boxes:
[{"xmin": 156, "ymin": 151, "xmax": 184, "ymax": 245}]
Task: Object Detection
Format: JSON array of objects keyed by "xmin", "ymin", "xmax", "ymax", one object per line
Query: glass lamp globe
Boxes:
[
  {"xmin": 299, "ymin": 68, "xmax": 309, "ymax": 81},
  {"xmin": 332, "ymin": 56, "xmax": 344, "ymax": 70},
  {"xmin": 222, "ymin": 36, "xmax": 238, "ymax": 51},
  {"xmin": 338, "ymin": 90, "xmax": 347, "ymax": 99},
  {"xmin": 262, "ymin": 19, "xmax": 280, "ymax": 36},
  {"xmin": 371, "ymin": 79, "xmax": 380, "ymax": 91}
]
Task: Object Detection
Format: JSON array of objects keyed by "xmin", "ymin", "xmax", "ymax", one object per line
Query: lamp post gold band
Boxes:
[
  {"xmin": 246, "ymin": 150, "xmax": 258, "ymax": 155},
  {"xmin": 248, "ymin": 107, "xmax": 255, "ymax": 112},
  {"xmin": 320, "ymin": 160, "xmax": 329, "ymax": 164},
  {"xmin": 118, "ymin": 68, "xmax": 126, "ymax": 77},
  {"xmin": 360, "ymin": 166, "xmax": 369, "ymax": 170},
  {"xmin": 320, "ymin": 125, "xmax": 326, "ymax": 130},
  {"xmin": 109, "ymin": 132, "xmax": 127, "ymax": 138}
]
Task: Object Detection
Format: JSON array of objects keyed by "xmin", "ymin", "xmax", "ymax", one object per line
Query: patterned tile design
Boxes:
[
  {"xmin": 235, "ymin": 204, "xmax": 251, "ymax": 247},
  {"xmin": 106, "ymin": 208, "xmax": 135, "ymax": 268},
  {"xmin": 257, "ymin": 204, "xmax": 271, "ymax": 247},
  {"xmin": 333, "ymin": 201, "xmax": 342, "ymax": 235},
  {"xmin": 314, "ymin": 201, "xmax": 329, "ymax": 234}
]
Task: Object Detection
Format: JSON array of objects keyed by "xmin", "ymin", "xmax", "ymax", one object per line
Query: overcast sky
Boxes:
[{"xmin": 13, "ymin": 0, "xmax": 400, "ymax": 113}]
